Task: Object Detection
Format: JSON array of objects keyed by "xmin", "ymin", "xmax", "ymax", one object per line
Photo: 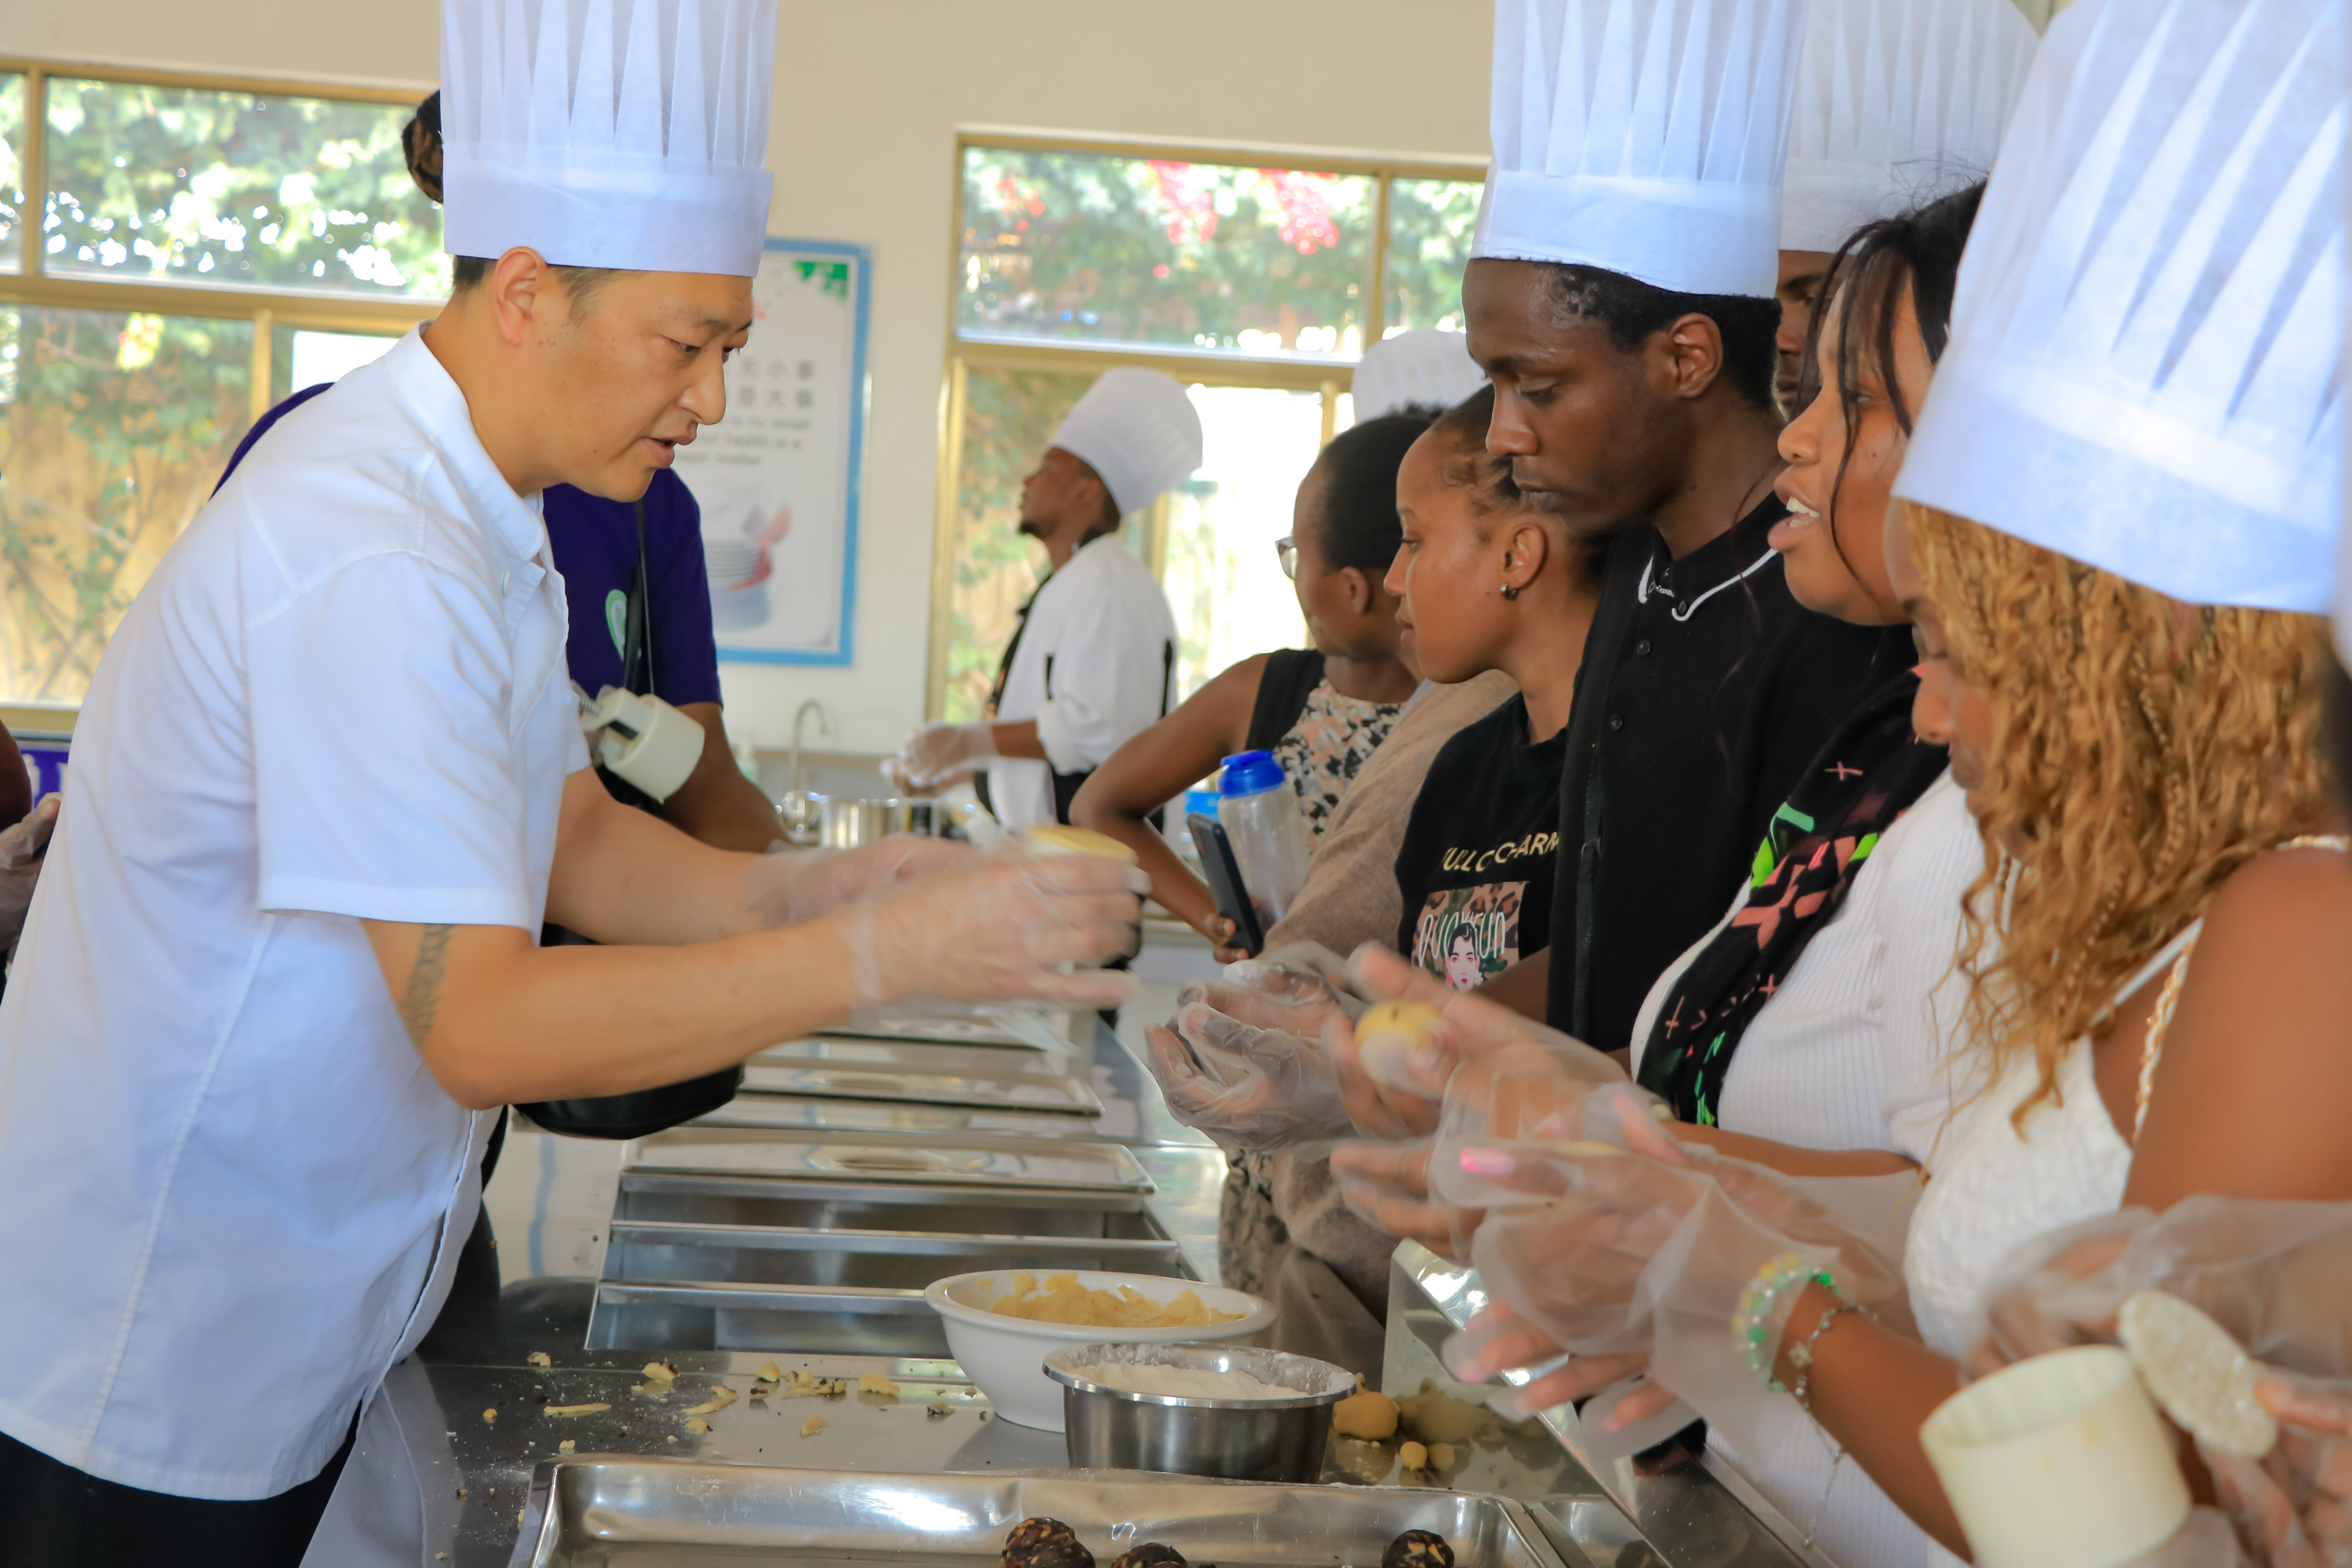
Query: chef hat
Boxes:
[
  {"xmin": 440, "ymin": 0, "xmax": 778, "ymax": 278},
  {"xmin": 1047, "ymin": 369, "xmax": 1206, "ymax": 518},
  {"xmin": 1781, "ymin": 0, "xmax": 2038, "ymax": 253},
  {"xmin": 1473, "ymin": 0, "xmax": 1810, "ymax": 298},
  {"xmin": 1893, "ymin": 0, "xmax": 2344, "ymax": 613},
  {"xmin": 1352, "ymin": 330, "xmax": 1489, "ymax": 421}
]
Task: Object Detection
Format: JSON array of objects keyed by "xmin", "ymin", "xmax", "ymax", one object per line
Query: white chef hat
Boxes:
[
  {"xmin": 1781, "ymin": 0, "xmax": 2038, "ymax": 253},
  {"xmin": 440, "ymin": 0, "xmax": 777, "ymax": 278},
  {"xmin": 1893, "ymin": 0, "xmax": 2344, "ymax": 614},
  {"xmin": 1352, "ymin": 330, "xmax": 1489, "ymax": 421},
  {"xmin": 1047, "ymin": 369, "xmax": 1206, "ymax": 518},
  {"xmin": 1472, "ymin": 0, "xmax": 1810, "ymax": 298}
]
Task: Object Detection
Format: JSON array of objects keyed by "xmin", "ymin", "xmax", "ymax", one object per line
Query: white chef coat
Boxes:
[
  {"xmin": 0, "ymin": 326, "xmax": 586, "ymax": 1501},
  {"xmin": 984, "ymin": 533, "xmax": 1178, "ymax": 830}
]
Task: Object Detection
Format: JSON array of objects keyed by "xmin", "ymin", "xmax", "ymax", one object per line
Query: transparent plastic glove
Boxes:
[
  {"xmin": 900, "ymin": 721, "xmax": 995, "ymax": 788},
  {"xmin": 1141, "ymin": 1010, "xmax": 1348, "ymax": 1152},
  {"xmin": 826, "ymin": 849, "xmax": 1142, "ymax": 1009},
  {"xmin": 744, "ymin": 837, "xmax": 982, "ymax": 927},
  {"xmin": 0, "ymin": 793, "xmax": 57, "ymax": 958},
  {"xmin": 1328, "ymin": 1139, "xmax": 1472, "ymax": 1259},
  {"xmin": 1437, "ymin": 1093, "xmax": 1918, "ymax": 1454},
  {"xmin": 1325, "ymin": 944, "xmax": 1639, "ymax": 1143},
  {"xmin": 2203, "ymin": 1374, "xmax": 2352, "ymax": 1568}
]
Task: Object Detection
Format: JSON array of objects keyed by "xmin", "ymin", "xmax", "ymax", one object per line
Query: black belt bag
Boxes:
[{"xmin": 517, "ymin": 498, "xmax": 742, "ymax": 1140}]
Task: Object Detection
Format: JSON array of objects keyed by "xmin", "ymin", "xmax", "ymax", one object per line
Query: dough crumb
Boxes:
[
  {"xmin": 525, "ymin": 1350, "xmax": 552, "ymax": 1368},
  {"xmin": 858, "ymin": 1372, "xmax": 900, "ymax": 1397},
  {"xmin": 557, "ymin": 1439, "xmax": 576, "ymax": 1454},
  {"xmin": 543, "ymin": 1402, "xmax": 611, "ymax": 1417},
  {"xmin": 641, "ymin": 1360, "xmax": 679, "ymax": 1382},
  {"xmin": 927, "ymin": 1400, "xmax": 955, "ymax": 1418},
  {"xmin": 684, "ymin": 1387, "xmax": 739, "ymax": 1417},
  {"xmin": 754, "ymin": 1360, "xmax": 783, "ymax": 1383},
  {"xmin": 801, "ymin": 1414, "xmax": 828, "ymax": 1437},
  {"xmin": 481, "ymin": 1407, "xmax": 497, "ymax": 1424},
  {"xmin": 1428, "ymin": 1443, "xmax": 1457, "ymax": 1471},
  {"xmin": 686, "ymin": 1416, "xmax": 711, "ymax": 1435},
  {"xmin": 1399, "ymin": 1441, "xmax": 1428, "ymax": 1470},
  {"xmin": 666, "ymin": 1434, "xmax": 678, "ymax": 1444}
]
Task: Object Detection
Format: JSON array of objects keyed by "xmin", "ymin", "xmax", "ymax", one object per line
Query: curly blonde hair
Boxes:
[{"xmin": 1902, "ymin": 503, "xmax": 2330, "ymax": 1122}]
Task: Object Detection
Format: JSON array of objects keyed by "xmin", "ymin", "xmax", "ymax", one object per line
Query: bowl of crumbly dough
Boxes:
[
  {"xmin": 925, "ymin": 1270, "xmax": 1275, "ymax": 1432},
  {"xmin": 1044, "ymin": 1342, "xmax": 1356, "ymax": 1480}
]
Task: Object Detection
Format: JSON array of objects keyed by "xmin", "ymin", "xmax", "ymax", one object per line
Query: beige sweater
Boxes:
[{"xmin": 1229, "ymin": 670, "xmax": 1518, "ymax": 1330}]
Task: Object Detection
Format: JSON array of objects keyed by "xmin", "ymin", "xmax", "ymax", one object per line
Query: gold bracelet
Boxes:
[{"xmin": 1788, "ymin": 1301, "xmax": 1870, "ymax": 1412}]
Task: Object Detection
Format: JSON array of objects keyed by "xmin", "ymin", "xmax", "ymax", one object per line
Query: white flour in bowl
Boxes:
[{"xmin": 1070, "ymin": 1363, "xmax": 1307, "ymax": 1399}]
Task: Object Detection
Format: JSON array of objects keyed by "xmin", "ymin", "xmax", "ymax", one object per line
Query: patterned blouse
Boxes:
[{"xmin": 1269, "ymin": 681, "xmax": 1405, "ymax": 843}]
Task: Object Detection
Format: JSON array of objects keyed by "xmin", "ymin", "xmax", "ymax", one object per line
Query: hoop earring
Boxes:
[{"xmin": 1500, "ymin": 583, "xmax": 1520, "ymax": 601}]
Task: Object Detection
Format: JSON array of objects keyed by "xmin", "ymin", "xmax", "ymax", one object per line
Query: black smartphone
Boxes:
[{"xmin": 1187, "ymin": 813, "xmax": 1267, "ymax": 957}]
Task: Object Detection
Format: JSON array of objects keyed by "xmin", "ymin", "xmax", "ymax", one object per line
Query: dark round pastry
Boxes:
[
  {"xmin": 1107, "ymin": 1545, "xmax": 1185, "ymax": 1568},
  {"xmin": 1004, "ymin": 1519, "xmax": 1094, "ymax": 1568},
  {"xmin": 1382, "ymin": 1531, "xmax": 1454, "ymax": 1568}
]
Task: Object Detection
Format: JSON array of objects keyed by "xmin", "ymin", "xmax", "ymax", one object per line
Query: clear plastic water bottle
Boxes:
[{"xmin": 1216, "ymin": 750, "xmax": 1312, "ymax": 929}]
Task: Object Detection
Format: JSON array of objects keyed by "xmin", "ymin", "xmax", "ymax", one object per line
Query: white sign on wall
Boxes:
[{"xmin": 672, "ymin": 237, "xmax": 871, "ymax": 666}]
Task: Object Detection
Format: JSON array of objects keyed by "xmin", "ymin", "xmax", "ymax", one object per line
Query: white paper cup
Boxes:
[{"xmin": 1920, "ymin": 1346, "xmax": 2189, "ymax": 1568}]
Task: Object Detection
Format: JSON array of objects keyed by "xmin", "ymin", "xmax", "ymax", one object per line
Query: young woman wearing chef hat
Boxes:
[{"xmin": 0, "ymin": 2, "xmax": 1142, "ymax": 1562}]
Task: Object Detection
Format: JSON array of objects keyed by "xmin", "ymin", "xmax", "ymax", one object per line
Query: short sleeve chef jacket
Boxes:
[
  {"xmin": 1545, "ymin": 500, "xmax": 1912, "ymax": 1051},
  {"xmin": 984, "ymin": 533, "xmax": 1178, "ymax": 831},
  {"xmin": 0, "ymin": 327, "xmax": 586, "ymax": 1500}
]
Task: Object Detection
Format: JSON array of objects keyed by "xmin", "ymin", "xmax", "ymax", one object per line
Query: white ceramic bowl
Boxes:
[{"xmin": 923, "ymin": 1269, "xmax": 1275, "ymax": 1432}]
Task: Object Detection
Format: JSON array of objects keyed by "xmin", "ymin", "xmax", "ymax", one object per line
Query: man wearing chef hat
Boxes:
[
  {"xmin": 1772, "ymin": 0, "xmax": 2037, "ymax": 412},
  {"xmin": 897, "ymin": 368, "xmax": 1201, "ymax": 830},
  {"xmin": 0, "ymin": 0, "xmax": 1139, "ymax": 1559}
]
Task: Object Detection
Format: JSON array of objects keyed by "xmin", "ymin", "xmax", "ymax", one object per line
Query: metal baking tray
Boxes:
[
  {"xmin": 624, "ymin": 1128, "xmax": 1153, "ymax": 1191},
  {"xmin": 755, "ymin": 1038, "xmax": 1046, "ymax": 1070},
  {"xmin": 738, "ymin": 1058, "xmax": 1103, "ymax": 1117},
  {"xmin": 828, "ymin": 1005, "xmax": 1074, "ymax": 1051},
  {"xmin": 692, "ymin": 1094, "xmax": 1132, "ymax": 1142},
  {"xmin": 510, "ymin": 1463, "xmax": 1587, "ymax": 1568}
]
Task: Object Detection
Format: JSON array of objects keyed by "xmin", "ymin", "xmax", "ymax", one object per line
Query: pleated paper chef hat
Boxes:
[
  {"xmin": 441, "ymin": 0, "xmax": 778, "ymax": 278},
  {"xmin": 1473, "ymin": 0, "xmax": 1810, "ymax": 298},
  {"xmin": 1893, "ymin": 0, "xmax": 2344, "ymax": 613},
  {"xmin": 1352, "ymin": 330, "xmax": 1490, "ymax": 421},
  {"xmin": 1048, "ymin": 369, "xmax": 1206, "ymax": 518},
  {"xmin": 1781, "ymin": 0, "xmax": 2038, "ymax": 253}
]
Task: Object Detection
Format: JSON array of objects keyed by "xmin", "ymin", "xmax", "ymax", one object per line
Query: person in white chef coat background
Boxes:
[
  {"xmin": 0, "ymin": 0, "xmax": 1141, "ymax": 1563},
  {"xmin": 895, "ymin": 368, "xmax": 1202, "ymax": 830}
]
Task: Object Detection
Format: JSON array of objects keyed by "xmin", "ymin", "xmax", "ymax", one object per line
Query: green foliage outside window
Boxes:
[
  {"xmin": 0, "ymin": 75, "xmax": 23, "ymax": 273},
  {"xmin": 43, "ymin": 78, "xmax": 447, "ymax": 298},
  {"xmin": 1385, "ymin": 178, "xmax": 1484, "ymax": 334},
  {"xmin": 960, "ymin": 147, "xmax": 1373, "ymax": 358}
]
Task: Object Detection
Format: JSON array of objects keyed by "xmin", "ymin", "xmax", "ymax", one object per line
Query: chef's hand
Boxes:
[
  {"xmin": 1329, "ymin": 1140, "xmax": 1480, "ymax": 1260},
  {"xmin": 1968, "ymin": 1210, "xmax": 2151, "ymax": 1380},
  {"xmin": 0, "ymin": 794, "xmax": 58, "ymax": 956},
  {"xmin": 1141, "ymin": 1014, "xmax": 1348, "ymax": 1151},
  {"xmin": 898, "ymin": 721, "xmax": 996, "ymax": 789},
  {"xmin": 1441, "ymin": 1300, "xmax": 1671, "ymax": 1426},
  {"xmin": 743, "ymin": 836, "xmax": 981, "ymax": 927},
  {"xmin": 828, "ymin": 849, "xmax": 1143, "ymax": 1008},
  {"xmin": 2203, "ymin": 1373, "xmax": 2352, "ymax": 1567}
]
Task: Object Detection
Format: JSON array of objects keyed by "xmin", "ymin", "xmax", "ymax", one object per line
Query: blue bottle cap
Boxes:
[{"xmin": 1217, "ymin": 750, "xmax": 1288, "ymax": 797}]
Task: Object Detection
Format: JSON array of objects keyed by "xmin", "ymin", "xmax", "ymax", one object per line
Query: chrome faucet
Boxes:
[{"xmin": 788, "ymin": 699, "xmax": 829, "ymax": 797}]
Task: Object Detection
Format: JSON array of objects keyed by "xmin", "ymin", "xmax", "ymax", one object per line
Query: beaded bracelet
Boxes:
[{"xmin": 1732, "ymin": 1250, "xmax": 1837, "ymax": 1392}]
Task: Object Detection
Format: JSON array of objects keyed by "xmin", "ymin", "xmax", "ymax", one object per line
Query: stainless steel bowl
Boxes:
[
  {"xmin": 814, "ymin": 796, "xmax": 945, "ymax": 848},
  {"xmin": 1044, "ymin": 1342, "xmax": 1355, "ymax": 1481}
]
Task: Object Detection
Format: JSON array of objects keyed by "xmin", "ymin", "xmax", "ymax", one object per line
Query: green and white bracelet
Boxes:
[{"xmin": 1733, "ymin": 1250, "xmax": 1837, "ymax": 1392}]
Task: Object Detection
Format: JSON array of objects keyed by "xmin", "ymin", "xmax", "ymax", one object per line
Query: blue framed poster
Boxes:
[{"xmin": 673, "ymin": 237, "xmax": 870, "ymax": 665}]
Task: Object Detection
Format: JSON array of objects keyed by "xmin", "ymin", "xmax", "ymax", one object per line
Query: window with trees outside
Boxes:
[
  {"xmin": 0, "ymin": 60, "xmax": 441, "ymax": 710},
  {"xmin": 929, "ymin": 136, "xmax": 1483, "ymax": 723}
]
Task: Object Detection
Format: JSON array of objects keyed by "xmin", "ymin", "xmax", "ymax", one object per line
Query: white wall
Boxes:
[{"xmin": 3, "ymin": 2, "xmax": 1494, "ymax": 756}]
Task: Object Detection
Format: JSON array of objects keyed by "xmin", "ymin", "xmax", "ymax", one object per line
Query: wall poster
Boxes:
[{"xmin": 672, "ymin": 237, "xmax": 870, "ymax": 665}]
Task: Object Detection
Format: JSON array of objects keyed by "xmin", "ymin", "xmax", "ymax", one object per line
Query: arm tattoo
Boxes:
[{"xmin": 399, "ymin": 924, "xmax": 456, "ymax": 1047}]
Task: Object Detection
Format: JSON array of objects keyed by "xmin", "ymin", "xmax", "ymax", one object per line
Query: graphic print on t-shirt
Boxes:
[{"xmin": 1412, "ymin": 881, "xmax": 1526, "ymax": 989}]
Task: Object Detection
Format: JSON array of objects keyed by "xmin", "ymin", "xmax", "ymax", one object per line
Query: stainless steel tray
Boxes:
[
  {"xmin": 739, "ymin": 1058, "xmax": 1103, "ymax": 1117},
  {"xmin": 829, "ymin": 1005, "xmax": 1074, "ymax": 1050},
  {"xmin": 510, "ymin": 1463, "xmax": 1586, "ymax": 1568},
  {"xmin": 692, "ymin": 1094, "xmax": 1132, "ymax": 1142},
  {"xmin": 754, "ymin": 1038, "xmax": 1047, "ymax": 1070},
  {"xmin": 624, "ymin": 1129, "xmax": 1153, "ymax": 1191}
]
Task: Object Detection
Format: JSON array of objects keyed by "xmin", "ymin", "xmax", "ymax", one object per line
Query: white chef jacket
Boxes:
[
  {"xmin": 0, "ymin": 327, "xmax": 586, "ymax": 1500},
  {"xmin": 985, "ymin": 533, "xmax": 1178, "ymax": 830}
]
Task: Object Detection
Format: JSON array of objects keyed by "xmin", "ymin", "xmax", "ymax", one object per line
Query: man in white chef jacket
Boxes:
[
  {"xmin": 897, "ymin": 369, "xmax": 1199, "ymax": 830},
  {"xmin": 0, "ymin": 2, "xmax": 1140, "ymax": 1562}
]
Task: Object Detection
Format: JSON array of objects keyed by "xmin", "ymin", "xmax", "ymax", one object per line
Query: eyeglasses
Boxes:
[{"xmin": 1275, "ymin": 534, "xmax": 1298, "ymax": 580}]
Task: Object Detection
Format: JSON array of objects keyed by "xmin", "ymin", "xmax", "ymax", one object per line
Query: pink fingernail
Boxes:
[
  {"xmin": 1458, "ymin": 1149, "xmax": 1516, "ymax": 1178},
  {"xmin": 1601, "ymin": 1409, "xmax": 1628, "ymax": 1432}
]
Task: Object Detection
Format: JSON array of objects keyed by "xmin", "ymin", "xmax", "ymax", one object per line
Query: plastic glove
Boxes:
[
  {"xmin": 0, "ymin": 794, "xmax": 57, "ymax": 959},
  {"xmin": 827, "ymin": 849, "xmax": 1143, "ymax": 1009},
  {"xmin": 1325, "ymin": 944, "xmax": 1639, "ymax": 1143},
  {"xmin": 1133, "ymin": 944, "xmax": 1360, "ymax": 1151},
  {"xmin": 899, "ymin": 721, "xmax": 996, "ymax": 789},
  {"xmin": 2205, "ymin": 1373, "xmax": 2352, "ymax": 1568},
  {"xmin": 1328, "ymin": 1140, "xmax": 1471, "ymax": 1260},
  {"xmin": 744, "ymin": 836, "xmax": 980, "ymax": 927},
  {"xmin": 1441, "ymin": 1300, "xmax": 1675, "ymax": 1428}
]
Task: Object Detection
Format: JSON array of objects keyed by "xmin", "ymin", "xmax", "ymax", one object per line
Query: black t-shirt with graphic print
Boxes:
[{"xmin": 1390, "ymin": 693, "xmax": 1567, "ymax": 991}]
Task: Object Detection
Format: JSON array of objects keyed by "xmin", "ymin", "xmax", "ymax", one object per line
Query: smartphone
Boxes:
[{"xmin": 1187, "ymin": 813, "xmax": 1267, "ymax": 957}]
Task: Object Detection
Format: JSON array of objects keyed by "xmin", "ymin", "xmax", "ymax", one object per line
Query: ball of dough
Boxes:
[
  {"xmin": 1333, "ymin": 1383, "xmax": 1401, "ymax": 1440},
  {"xmin": 1356, "ymin": 1002, "xmax": 1442, "ymax": 1089},
  {"xmin": 1107, "ymin": 1545, "xmax": 1186, "ymax": 1568}
]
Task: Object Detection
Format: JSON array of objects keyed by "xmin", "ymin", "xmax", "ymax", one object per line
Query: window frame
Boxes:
[
  {"xmin": 926, "ymin": 128, "xmax": 1484, "ymax": 719},
  {"xmin": 0, "ymin": 55, "xmax": 445, "ymax": 433}
]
